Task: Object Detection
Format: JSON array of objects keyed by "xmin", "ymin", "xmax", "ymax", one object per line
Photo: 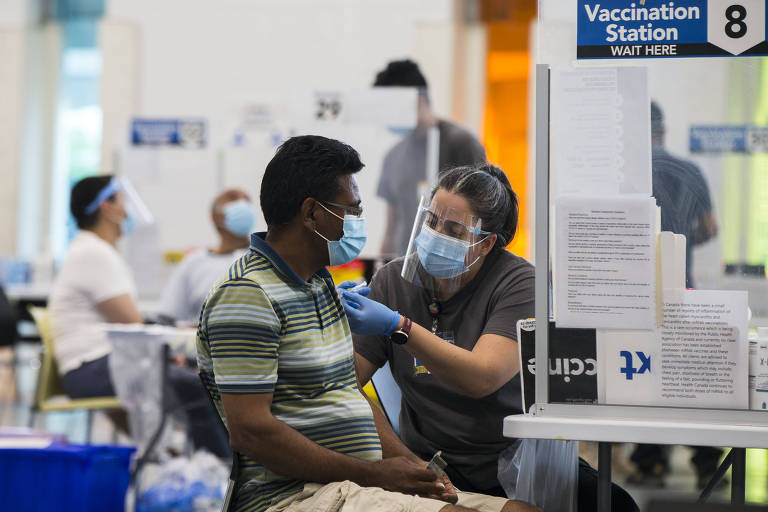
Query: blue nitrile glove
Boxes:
[
  {"xmin": 336, "ymin": 280, "xmax": 371, "ymax": 297},
  {"xmin": 340, "ymin": 290, "xmax": 400, "ymax": 336}
]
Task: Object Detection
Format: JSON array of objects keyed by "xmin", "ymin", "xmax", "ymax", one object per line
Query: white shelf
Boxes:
[{"xmin": 504, "ymin": 414, "xmax": 768, "ymax": 449}]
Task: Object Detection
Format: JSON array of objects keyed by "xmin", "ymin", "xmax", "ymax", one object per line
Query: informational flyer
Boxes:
[
  {"xmin": 599, "ymin": 289, "xmax": 749, "ymax": 409},
  {"xmin": 555, "ymin": 195, "xmax": 656, "ymax": 329},
  {"xmin": 659, "ymin": 289, "xmax": 749, "ymax": 408},
  {"xmin": 551, "ymin": 66, "xmax": 651, "ymax": 196}
]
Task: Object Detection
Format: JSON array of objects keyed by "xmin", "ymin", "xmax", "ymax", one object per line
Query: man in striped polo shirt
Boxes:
[{"xmin": 197, "ymin": 136, "xmax": 535, "ymax": 512}]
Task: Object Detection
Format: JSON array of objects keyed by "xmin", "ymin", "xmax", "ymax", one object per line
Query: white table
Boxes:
[
  {"xmin": 4, "ymin": 283, "xmax": 50, "ymax": 302},
  {"xmin": 504, "ymin": 407, "xmax": 768, "ymax": 511}
]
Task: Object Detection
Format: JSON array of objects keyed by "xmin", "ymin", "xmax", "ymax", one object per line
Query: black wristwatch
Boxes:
[{"xmin": 389, "ymin": 317, "xmax": 412, "ymax": 345}]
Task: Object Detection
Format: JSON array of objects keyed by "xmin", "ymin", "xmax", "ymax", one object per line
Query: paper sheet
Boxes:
[
  {"xmin": 551, "ymin": 66, "xmax": 651, "ymax": 196},
  {"xmin": 598, "ymin": 289, "xmax": 749, "ymax": 409},
  {"xmin": 555, "ymin": 195, "xmax": 656, "ymax": 329},
  {"xmin": 659, "ymin": 289, "xmax": 749, "ymax": 408}
]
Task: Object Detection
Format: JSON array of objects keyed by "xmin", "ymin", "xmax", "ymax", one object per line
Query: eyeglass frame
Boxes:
[
  {"xmin": 320, "ymin": 200, "xmax": 364, "ymax": 218},
  {"xmin": 422, "ymin": 207, "xmax": 489, "ymax": 240}
]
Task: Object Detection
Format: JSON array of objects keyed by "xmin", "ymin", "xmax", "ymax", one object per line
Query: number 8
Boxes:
[{"xmin": 725, "ymin": 4, "xmax": 748, "ymax": 39}]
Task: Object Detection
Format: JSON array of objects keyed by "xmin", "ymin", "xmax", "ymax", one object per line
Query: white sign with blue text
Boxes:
[
  {"xmin": 578, "ymin": 0, "xmax": 768, "ymax": 59},
  {"xmin": 131, "ymin": 118, "xmax": 207, "ymax": 148},
  {"xmin": 598, "ymin": 289, "xmax": 749, "ymax": 409}
]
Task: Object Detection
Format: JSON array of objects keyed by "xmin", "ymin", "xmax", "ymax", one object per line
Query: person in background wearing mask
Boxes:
[
  {"xmin": 158, "ymin": 189, "xmax": 255, "ymax": 325},
  {"xmin": 197, "ymin": 136, "xmax": 535, "ymax": 512},
  {"xmin": 374, "ymin": 59, "xmax": 486, "ymax": 259},
  {"xmin": 343, "ymin": 164, "xmax": 638, "ymax": 511},
  {"xmin": 49, "ymin": 175, "xmax": 230, "ymax": 457}
]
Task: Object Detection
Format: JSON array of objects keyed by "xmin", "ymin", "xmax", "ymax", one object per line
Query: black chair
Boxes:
[
  {"xmin": 0, "ymin": 286, "xmax": 18, "ymax": 404},
  {"xmin": 0, "ymin": 286, "xmax": 16, "ymax": 348}
]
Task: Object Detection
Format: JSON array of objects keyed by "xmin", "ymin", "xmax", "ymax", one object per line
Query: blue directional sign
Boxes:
[
  {"xmin": 131, "ymin": 118, "xmax": 207, "ymax": 148},
  {"xmin": 690, "ymin": 125, "xmax": 748, "ymax": 152},
  {"xmin": 578, "ymin": 0, "xmax": 768, "ymax": 59}
]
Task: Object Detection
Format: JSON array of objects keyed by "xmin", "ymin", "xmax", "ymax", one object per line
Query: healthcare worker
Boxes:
[
  {"xmin": 49, "ymin": 175, "xmax": 230, "ymax": 457},
  {"xmin": 158, "ymin": 189, "xmax": 255, "ymax": 324},
  {"xmin": 342, "ymin": 164, "xmax": 638, "ymax": 511}
]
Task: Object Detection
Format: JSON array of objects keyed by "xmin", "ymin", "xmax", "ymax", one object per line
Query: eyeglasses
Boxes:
[
  {"xmin": 423, "ymin": 209, "xmax": 487, "ymax": 239},
  {"xmin": 322, "ymin": 200, "xmax": 364, "ymax": 218}
]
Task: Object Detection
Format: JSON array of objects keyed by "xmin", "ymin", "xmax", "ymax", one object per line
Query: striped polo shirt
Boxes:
[{"xmin": 197, "ymin": 232, "xmax": 382, "ymax": 512}]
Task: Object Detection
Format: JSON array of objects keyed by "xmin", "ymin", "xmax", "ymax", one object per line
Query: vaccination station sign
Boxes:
[{"xmin": 578, "ymin": 0, "xmax": 768, "ymax": 58}]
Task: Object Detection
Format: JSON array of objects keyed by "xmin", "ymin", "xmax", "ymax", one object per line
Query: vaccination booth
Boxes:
[{"xmin": 503, "ymin": 2, "xmax": 768, "ymax": 511}]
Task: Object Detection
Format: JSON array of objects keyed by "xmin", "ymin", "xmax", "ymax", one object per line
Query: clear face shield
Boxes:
[
  {"xmin": 400, "ymin": 196, "xmax": 490, "ymax": 296},
  {"xmin": 84, "ymin": 177, "xmax": 154, "ymax": 231}
]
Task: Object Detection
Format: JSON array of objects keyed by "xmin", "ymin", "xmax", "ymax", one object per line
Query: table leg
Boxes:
[
  {"xmin": 731, "ymin": 447, "xmax": 746, "ymax": 505},
  {"xmin": 598, "ymin": 442, "xmax": 612, "ymax": 512},
  {"xmin": 698, "ymin": 449, "xmax": 733, "ymax": 503},
  {"xmin": 132, "ymin": 344, "xmax": 170, "ymax": 502}
]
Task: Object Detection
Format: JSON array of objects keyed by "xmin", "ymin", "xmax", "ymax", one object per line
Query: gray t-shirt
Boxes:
[
  {"xmin": 353, "ymin": 248, "xmax": 535, "ymax": 490},
  {"xmin": 377, "ymin": 120, "xmax": 486, "ymax": 257}
]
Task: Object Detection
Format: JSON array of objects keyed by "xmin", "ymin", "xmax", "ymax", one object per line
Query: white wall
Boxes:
[
  {"xmin": 101, "ymin": 0, "xmax": 463, "ymax": 258},
  {"xmin": 0, "ymin": 0, "xmax": 54, "ymax": 258},
  {"xmin": 0, "ymin": 26, "xmax": 25, "ymax": 255}
]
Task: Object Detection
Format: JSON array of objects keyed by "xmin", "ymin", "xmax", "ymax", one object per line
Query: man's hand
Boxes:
[
  {"xmin": 425, "ymin": 472, "xmax": 458, "ymax": 504},
  {"xmin": 365, "ymin": 456, "xmax": 447, "ymax": 497}
]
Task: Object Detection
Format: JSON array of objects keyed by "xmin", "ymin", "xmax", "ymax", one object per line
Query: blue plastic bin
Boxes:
[{"xmin": 0, "ymin": 443, "xmax": 136, "ymax": 512}]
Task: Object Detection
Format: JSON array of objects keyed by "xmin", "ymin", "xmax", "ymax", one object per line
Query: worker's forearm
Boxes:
[
  {"xmin": 403, "ymin": 322, "xmax": 500, "ymax": 398},
  {"xmin": 363, "ymin": 391, "xmax": 419, "ymax": 460},
  {"xmin": 234, "ymin": 416, "xmax": 375, "ymax": 486}
]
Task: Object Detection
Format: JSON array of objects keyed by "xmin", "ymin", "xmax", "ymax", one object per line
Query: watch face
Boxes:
[{"xmin": 390, "ymin": 331, "xmax": 408, "ymax": 345}]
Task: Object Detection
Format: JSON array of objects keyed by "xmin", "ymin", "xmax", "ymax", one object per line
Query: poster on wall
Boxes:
[
  {"xmin": 577, "ymin": 0, "xmax": 768, "ymax": 59},
  {"xmin": 131, "ymin": 118, "xmax": 207, "ymax": 148}
]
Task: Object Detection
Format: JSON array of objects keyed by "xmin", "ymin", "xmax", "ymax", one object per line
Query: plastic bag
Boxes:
[
  {"xmin": 498, "ymin": 438, "xmax": 578, "ymax": 512},
  {"xmin": 137, "ymin": 451, "xmax": 228, "ymax": 512}
]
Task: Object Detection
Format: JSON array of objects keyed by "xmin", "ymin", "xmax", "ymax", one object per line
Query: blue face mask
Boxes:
[
  {"xmin": 223, "ymin": 199, "xmax": 255, "ymax": 237},
  {"xmin": 315, "ymin": 203, "xmax": 367, "ymax": 266},
  {"xmin": 415, "ymin": 225, "xmax": 484, "ymax": 279},
  {"xmin": 121, "ymin": 211, "xmax": 136, "ymax": 236}
]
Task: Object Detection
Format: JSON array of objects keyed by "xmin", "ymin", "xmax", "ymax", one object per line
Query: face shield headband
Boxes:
[{"xmin": 84, "ymin": 178, "xmax": 122, "ymax": 215}]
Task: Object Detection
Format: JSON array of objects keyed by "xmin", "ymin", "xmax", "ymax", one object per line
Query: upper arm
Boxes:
[
  {"xmin": 221, "ymin": 392, "xmax": 275, "ymax": 447},
  {"xmin": 97, "ymin": 293, "xmax": 143, "ymax": 323},
  {"xmin": 205, "ymin": 281, "xmax": 282, "ymax": 395},
  {"xmin": 158, "ymin": 259, "xmax": 189, "ymax": 320},
  {"xmin": 471, "ymin": 333, "xmax": 520, "ymax": 388},
  {"xmin": 376, "ymin": 152, "xmax": 397, "ymax": 203},
  {"xmin": 77, "ymin": 247, "xmax": 135, "ymax": 305},
  {"xmin": 354, "ymin": 352, "xmax": 379, "ymax": 388}
]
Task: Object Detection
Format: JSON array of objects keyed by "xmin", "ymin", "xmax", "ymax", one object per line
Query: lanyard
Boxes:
[{"xmin": 428, "ymin": 297, "xmax": 441, "ymax": 334}]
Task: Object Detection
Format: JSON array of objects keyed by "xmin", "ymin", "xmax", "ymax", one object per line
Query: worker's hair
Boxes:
[
  {"xmin": 260, "ymin": 135, "xmax": 364, "ymax": 228},
  {"xmin": 70, "ymin": 175, "xmax": 116, "ymax": 229},
  {"xmin": 373, "ymin": 59, "xmax": 428, "ymax": 89},
  {"xmin": 433, "ymin": 164, "xmax": 519, "ymax": 249}
]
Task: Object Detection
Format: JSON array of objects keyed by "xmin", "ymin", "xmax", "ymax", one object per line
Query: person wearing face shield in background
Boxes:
[
  {"xmin": 158, "ymin": 189, "xmax": 255, "ymax": 325},
  {"xmin": 343, "ymin": 164, "xmax": 639, "ymax": 512},
  {"xmin": 48, "ymin": 175, "xmax": 231, "ymax": 457}
]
